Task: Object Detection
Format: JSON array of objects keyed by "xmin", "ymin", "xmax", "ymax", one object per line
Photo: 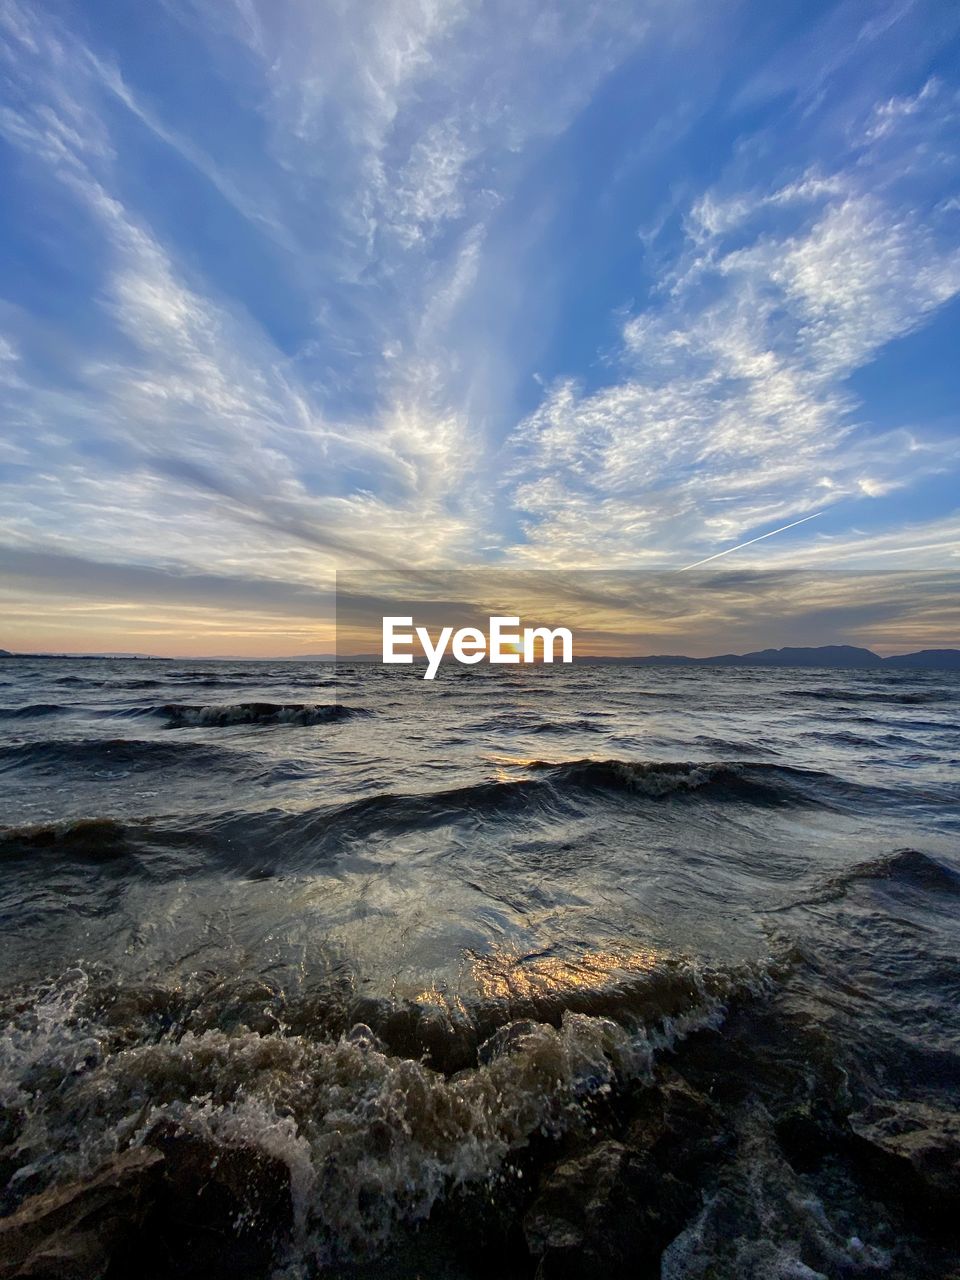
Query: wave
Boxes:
[
  {"xmin": 0, "ymin": 757, "xmax": 839, "ymax": 876},
  {"xmin": 523, "ymin": 757, "xmax": 844, "ymax": 805},
  {"xmin": 531, "ymin": 718, "xmax": 607, "ymax": 734},
  {"xmin": 0, "ymin": 662, "xmax": 956, "ymax": 1276},
  {"xmin": 802, "ymin": 729, "xmax": 883, "ymax": 747},
  {"xmin": 0, "ymin": 955, "xmax": 761, "ymax": 1264},
  {"xmin": 284, "ymin": 758, "xmax": 861, "ymax": 846},
  {"xmin": 45, "ymin": 676, "xmax": 167, "ymax": 691},
  {"xmin": 0, "ymin": 737, "xmax": 238, "ymax": 774},
  {"xmin": 255, "ymin": 760, "xmax": 856, "ymax": 858},
  {"xmin": 0, "ymin": 809, "xmax": 274, "ymax": 871},
  {"xmin": 0, "ymin": 758, "xmax": 876, "ymax": 883},
  {"xmin": 692, "ymin": 733, "xmax": 778, "ymax": 755},
  {"xmin": 163, "ymin": 669, "xmax": 261, "ymax": 681},
  {"xmin": 815, "ymin": 848, "xmax": 960, "ymax": 901},
  {"xmin": 345, "ymin": 949, "xmax": 758, "ymax": 1074},
  {"xmin": 158, "ymin": 677, "xmax": 265, "ymax": 688},
  {"xmin": 0, "ymin": 817, "xmax": 139, "ymax": 864},
  {"xmin": 160, "ymin": 701, "xmax": 363, "ymax": 728},
  {"xmin": 783, "ymin": 687, "xmax": 951, "ymax": 705},
  {"xmin": 0, "ymin": 703, "xmax": 72, "ymax": 719}
]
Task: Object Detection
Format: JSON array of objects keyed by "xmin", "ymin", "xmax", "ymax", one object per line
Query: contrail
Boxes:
[{"xmin": 680, "ymin": 510, "xmax": 824, "ymax": 570}]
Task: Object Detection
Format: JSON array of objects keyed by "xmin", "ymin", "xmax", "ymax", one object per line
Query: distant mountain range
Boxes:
[
  {"xmin": 2, "ymin": 644, "xmax": 958, "ymax": 669},
  {"xmin": 0, "ymin": 649, "xmax": 334, "ymax": 661},
  {"xmin": 581, "ymin": 645, "xmax": 960, "ymax": 670},
  {"xmin": 318, "ymin": 646, "xmax": 960, "ymax": 668},
  {"xmin": 0, "ymin": 649, "xmax": 162, "ymax": 660}
]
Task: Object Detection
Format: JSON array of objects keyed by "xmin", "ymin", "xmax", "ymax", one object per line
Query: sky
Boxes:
[
  {"xmin": 0, "ymin": 0, "xmax": 959, "ymax": 656},
  {"xmin": 337, "ymin": 570, "xmax": 960, "ymax": 658}
]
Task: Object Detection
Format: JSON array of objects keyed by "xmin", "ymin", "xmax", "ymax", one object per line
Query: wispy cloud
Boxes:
[
  {"xmin": 504, "ymin": 80, "xmax": 960, "ymax": 568},
  {"xmin": 0, "ymin": 0, "xmax": 958, "ymax": 651}
]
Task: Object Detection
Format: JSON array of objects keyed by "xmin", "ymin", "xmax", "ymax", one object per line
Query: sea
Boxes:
[{"xmin": 0, "ymin": 657, "xmax": 958, "ymax": 1278}]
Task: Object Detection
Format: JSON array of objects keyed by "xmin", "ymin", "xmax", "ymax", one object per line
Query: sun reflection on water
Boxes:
[{"xmin": 469, "ymin": 944, "xmax": 664, "ymax": 1003}]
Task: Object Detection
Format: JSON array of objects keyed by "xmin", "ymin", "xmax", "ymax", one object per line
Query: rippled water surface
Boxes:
[{"xmin": 1, "ymin": 657, "xmax": 958, "ymax": 1276}]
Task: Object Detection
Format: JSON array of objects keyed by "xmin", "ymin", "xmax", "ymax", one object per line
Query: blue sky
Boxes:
[{"xmin": 1, "ymin": 0, "xmax": 959, "ymax": 653}]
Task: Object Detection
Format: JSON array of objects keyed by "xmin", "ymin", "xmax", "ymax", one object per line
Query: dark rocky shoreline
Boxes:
[{"xmin": 3, "ymin": 990, "xmax": 958, "ymax": 1280}]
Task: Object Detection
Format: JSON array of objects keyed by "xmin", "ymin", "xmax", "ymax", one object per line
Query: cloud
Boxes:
[
  {"xmin": 865, "ymin": 76, "xmax": 942, "ymax": 141},
  {"xmin": 389, "ymin": 121, "xmax": 472, "ymax": 246},
  {"xmin": 0, "ymin": 0, "xmax": 503, "ymax": 586},
  {"xmin": 1, "ymin": 0, "xmax": 959, "ymax": 654},
  {"xmin": 336, "ymin": 565, "xmax": 960, "ymax": 657},
  {"xmin": 504, "ymin": 90, "xmax": 960, "ymax": 567},
  {"xmin": 729, "ymin": 194, "xmax": 960, "ymax": 374},
  {"xmin": 0, "ymin": 544, "xmax": 333, "ymax": 614}
]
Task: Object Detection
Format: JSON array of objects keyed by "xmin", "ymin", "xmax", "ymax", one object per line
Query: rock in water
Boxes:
[
  {"xmin": 523, "ymin": 1140, "xmax": 696, "ymax": 1279},
  {"xmin": 848, "ymin": 1100, "xmax": 960, "ymax": 1225},
  {"xmin": 134, "ymin": 1121, "xmax": 294, "ymax": 1278},
  {"xmin": 624, "ymin": 1070, "xmax": 730, "ymax": 1181},
  {"xmin": 0, "ymin": 1147, "xmax": 163, "ymax": 1280},
  {"xmin": 0, "ymin": 1126, "xmax": 294, "ymax": 1280}
]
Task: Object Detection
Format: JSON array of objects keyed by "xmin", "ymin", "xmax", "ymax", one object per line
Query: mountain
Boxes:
[
  {"xmin": 882, "ymin": 649, "xmax": 960, "ymax": 670},
  {"xmin": 712, "ymin": 645, "xmax": 882, "ymax": 668},
  {"xmin": 585, "ymin": 645, "xmax": 960, "ymax": 671},
  {"xmin": 1, "ymin": 645, "xmax": 957, "ymax": 670},
  {"xmin": 0, "ymin": 650, "xmax": 162, "ymax": 659}
]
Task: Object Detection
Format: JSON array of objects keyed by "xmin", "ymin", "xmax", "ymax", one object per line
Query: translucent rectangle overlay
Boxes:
[{"xmin": 335, "ymin": 569, "xmax": 960, "ymax": 673}]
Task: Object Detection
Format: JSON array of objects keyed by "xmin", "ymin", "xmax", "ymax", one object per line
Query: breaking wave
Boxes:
[
  {"xmin": 160, "ymin": 701, "xmax": 364, "ymax": 728},
  {"xmin": 0, "ymin": 953, "xmax": 762, "ymax": 1263}
]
